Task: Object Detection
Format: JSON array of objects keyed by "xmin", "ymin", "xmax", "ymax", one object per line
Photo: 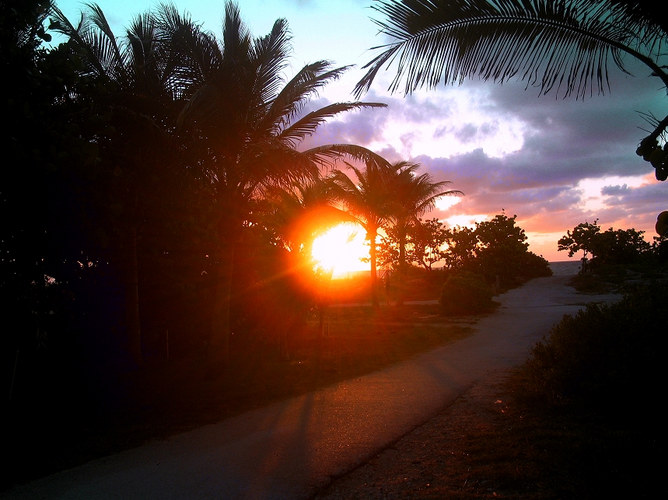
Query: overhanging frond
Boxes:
[
  {"xmin": 251, "ymin": 17, "xmax": 292, "ymax": 108},
  {"xmin": 356, "ymin": 0, "xmax": 668, "ymax": 99}
]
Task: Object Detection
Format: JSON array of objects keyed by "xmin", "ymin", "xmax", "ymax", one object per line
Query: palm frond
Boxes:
[
  {"xmin": 239, "ymin": 140, "xmax": 321, "ymax": 194},
  {"xmin": 222, "ymin": 1, "xmax": 252, "ymax": 62},
  {"xmin": 125, "ymin": 12, "xmax": 165, "ymax": 93},
  {"xmin": 278, "ymin": 102, "xmax": 387, "ymax": 146},
  {"xmin": 410, "ymin": 177, "xmax": 462, "ymax": 215},
  {"xmin": 328, "ymin": 159, "xmax": 398, "ymax": 228},
  {"xmin": 155, "ymin": 6, "xmax": 221, "ymax": 97},
  {"xmin": 355, "ymin": 0, "xmax": 668, "ymax": 98},
  {"xmin": 301, "ymin": 144, "xmax": 392, "ymax": 172},
  {"xmin": 251, "ymin": 17, "xmax": 292, "ymax": 109},
  {"xmin": 48, "ymin": 4, "xmax": 109, "ymax": 79},
  {"xmin": 260, "ymin": 61, "xmax": 351, "ymax": 136},
  {"xmin": 389, "ymin": 163, "xmax": 460, "ymax": 219},
  {"xmin": 84, "ymin": 2, "xmax": 128, "ymax": 81}
]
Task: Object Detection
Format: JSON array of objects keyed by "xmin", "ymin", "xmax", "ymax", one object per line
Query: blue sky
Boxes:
[{"xmin": 52, "ymin": 0, "xmax": 668, "ymax": 261}]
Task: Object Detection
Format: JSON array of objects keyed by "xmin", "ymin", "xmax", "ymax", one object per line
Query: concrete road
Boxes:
[{"xmin": 2, "ymin": 262, "xmax": 619, "ymax": 500}]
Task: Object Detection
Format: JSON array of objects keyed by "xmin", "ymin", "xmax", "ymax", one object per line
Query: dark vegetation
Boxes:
[
  {"xmin": 484, "ymin": 265, "xmax": 666, "ymax": 499},
  {"xmin": 439, "ymin": 256, "xmax": 667, "ymax": 498},
  {"xmin": 440, "ymin": 271, "xmax": 496, "ymax": 315},
  {"xmin": 525, "ymin": 280, "xmax": 664, "ymax": 411},
  {"xmin": 1, "ymin": 1, "xmax": 549, "ymax": 490},
  {"xmin": 3, "ymin": 299, "xmax": 472, "ymax": 489}
]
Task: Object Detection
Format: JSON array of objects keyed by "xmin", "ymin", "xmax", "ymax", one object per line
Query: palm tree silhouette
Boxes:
[
  {"xmin": 386, "ymin": 161, "xmax": 462, "ymax": 274},
  {"xmin": 329, "ymin": 162, "xmax": 396, "ymax": 308},
  {"xmin": 266, "ymin": 177, "xmax": 354, "ymax": 266},
  {"xmin": 50, "ymin": 3, "xmax": 185, "ymax": 365},
  {"xmin": 172, "ymin": 2, "xmax": 389, "ymax": 361},
  {"xmin": 51, "ymin": 1, "xmax": 390, "ymax": 364}
]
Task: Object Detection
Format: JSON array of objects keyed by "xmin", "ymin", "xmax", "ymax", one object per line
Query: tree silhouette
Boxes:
[
  {"xmin": 407, "ymin": 218, "xmax": 450, "ymax": 270},
  {"xmin": 50, "ymin": 3, "xmax": 189, "ymax": 365},
  {"xmin": 266, "ymin": 177, "xmax": 353, "ymax": 261},
  {"xmin": 558, "ymin": 219, "xmax": 651, "ymax": 266},
  {"xmin": 386, "ymin": 161, "xmax": 461, "ymax": 273},
  {"xmin": 557, "ymin": 220, "xmax": 602, "ymax": 260}
]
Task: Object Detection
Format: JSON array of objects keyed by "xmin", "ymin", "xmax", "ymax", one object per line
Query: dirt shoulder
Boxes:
[{"xmin": 314, "ymin": 367, "xmax": 661, "ymax": 499}]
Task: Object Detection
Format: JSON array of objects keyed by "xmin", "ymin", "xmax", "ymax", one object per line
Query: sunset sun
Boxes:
[{"xmin": 311, "ymin": 222, "xmax": 370, "ymax": 278}]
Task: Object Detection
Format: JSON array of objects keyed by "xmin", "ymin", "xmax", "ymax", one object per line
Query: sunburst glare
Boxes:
[{"xmin": 311, "ymin": 223, "xmax": 369, "ymax": 278}]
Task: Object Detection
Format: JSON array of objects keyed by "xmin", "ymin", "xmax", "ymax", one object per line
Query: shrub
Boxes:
[
  {"xmin": 440, "ymin": 271, "xmax": 495, "ymax": 315},
  {"xmin": 519, "ymin": 251, "xmax": 553, "ymax": 279},
  {"xmin": 523, "ymin": 281, "xmax": 666, "ymax": 413}
]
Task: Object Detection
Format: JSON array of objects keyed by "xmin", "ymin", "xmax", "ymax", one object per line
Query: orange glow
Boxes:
[{"xmin": 311, "ymin": 222, "xmax": 369, "ymax": 278}]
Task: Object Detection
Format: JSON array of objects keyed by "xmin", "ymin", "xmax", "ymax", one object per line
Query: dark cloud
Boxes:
[{"xmin": 601, "ymin": 184, "xmax": 631, "ymax": 196}]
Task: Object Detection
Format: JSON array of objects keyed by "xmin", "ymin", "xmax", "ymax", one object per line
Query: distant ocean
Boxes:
[{"xmin": 548, "ymin": 260, "xmax": 581, "ymax": 276}]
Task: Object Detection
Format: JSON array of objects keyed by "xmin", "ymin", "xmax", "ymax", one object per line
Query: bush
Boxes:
[
  {"xmin": 518, "ymin": 251, "xmax": 553, "ymax": 279},
  {"xmin": 440, "ymin": 271, "xmax": 495, "ymax": 315},
  {"xmin": 523, "ymin": 281, "xmax": 666, "ymax": 413}
]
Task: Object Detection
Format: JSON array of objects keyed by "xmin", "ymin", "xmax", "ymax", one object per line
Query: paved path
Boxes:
[{"xmin": 2, "ymin": 262, "xmax": 619, "ymax": 500}]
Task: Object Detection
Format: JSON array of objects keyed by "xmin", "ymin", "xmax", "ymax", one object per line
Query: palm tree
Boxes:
[
  {"xmin": 386, "ymin": 162, "xmax": 462, "ymax": 273},
  {"xmin": 355, "ymin": 0, "xmax": 668, "ymax": 178},
  {"xmin": 50, "ymin": 3, "xmax": 185, "ymax": 366},
  {"xmin": 171, "ymin": 2, "xmax": 389, "ymax": 361},
  {"xmin": 329, "ymin": 162, "xmax": 396, "ymax": 307}
]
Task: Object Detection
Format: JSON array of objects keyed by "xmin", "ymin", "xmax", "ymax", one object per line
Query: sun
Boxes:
[{"xmin": 311, "ymin": 222, "xmax": 369, "ymax": 278}]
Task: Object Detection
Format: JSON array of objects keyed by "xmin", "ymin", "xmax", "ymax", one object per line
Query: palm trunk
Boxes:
[
  {"xmin": 210, "ymin": 210, "xmax": 240, "ymax": 365},
  {"xmin": 396, "ymin": 227, "xmax": 407, "ymax": 306},
  {"xmin": 369, "ymin": 228, "xmax": 379, "ymax": 308},
  {"xmin": 210, "ymin": 247, "xmax": 233, "ymax": 364},
  {"xmin": 123, "ymin": 224, "xmax": 143, "ymax": 367}
]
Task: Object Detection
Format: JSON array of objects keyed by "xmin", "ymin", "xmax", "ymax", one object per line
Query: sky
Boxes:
[{"xmin": 52, "ymin": 0, "xmax": 668, "ymax": 262}]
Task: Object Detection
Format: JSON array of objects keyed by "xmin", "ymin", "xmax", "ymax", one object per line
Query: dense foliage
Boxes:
[
  {"xmin": 439, "ymin": 270, "xmax": 495, "ymax": 315},
  {"xmin": 0, "ymin": 0, "xmax": 571, "ymax": 446},
  {"xmin": 381, "ymin": 213, "xmax": 552, "ymax": 286},
  {"xmin": 558, "ymin": 219, "xmax": 665, "ymax": 267},
  {"xmin": 445, "ymin": 213, "xmax": 552, "ymax": 288},
  {"xmin": 379, "ymin": 213, "xmax": 552, "ymax": 312}
]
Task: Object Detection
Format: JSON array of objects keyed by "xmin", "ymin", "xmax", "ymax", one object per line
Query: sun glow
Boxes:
[{"xmin": 311, "ymin": 223, "xmax": 369, "ymax": 278}]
